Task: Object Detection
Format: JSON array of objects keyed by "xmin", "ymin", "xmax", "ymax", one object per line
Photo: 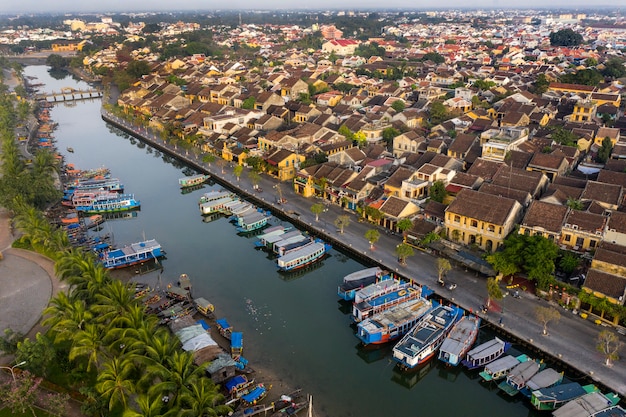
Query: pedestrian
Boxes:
[{"xmin": 499, "ymin": 317, "xmax": 503, "ymax": 326}]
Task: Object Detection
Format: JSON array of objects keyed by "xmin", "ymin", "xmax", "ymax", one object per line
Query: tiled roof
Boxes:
[
  {"xmin": 446, "ymin": 189, "xmax": 519, "ymax": 225},
  {"xmin": 583, "ymin": 269, "xmax": 626, "ymax": 300},
  {"xmin": 564, "ymin": 210, "xmax": 607, "ymax": 234},
  {"xmin": 581, "ymin": 181, "xmax": 623, "ymax": 207},
  {"xmin": 521, "ymin": 201, "xmax": 567, "ymax": 233},
  {"xmin": 380, "ymin": 196, "xmax": 412, "ymax": 218}
]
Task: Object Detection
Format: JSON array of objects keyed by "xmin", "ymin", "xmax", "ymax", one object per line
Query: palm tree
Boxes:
[
  {"xmin": 43, "ymin": 292, "xmax": 93, "ymax": 343},
  {"xmin": 178, "ymin": 377, "xmax": 229, "ymax": 417},
  {"xmin": 69, "ymin": 323, "xmax": 108, "ymax": 372},
  {"xmin": 93, "ymin": 280, "xmax": 137, "ymax": 325},
  {"xmin": 122, "ymin": 392, "xmax": 168, "ymax": 417},
  {"xmin": 96, "ymin": 356, "xmax": 136, "ymax": 412},
  {"xmin": 149, "ymin": 350, "xmax": 204, "ymax": 406}
]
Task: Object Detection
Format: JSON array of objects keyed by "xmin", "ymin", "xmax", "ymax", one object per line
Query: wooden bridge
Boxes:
[{"xmin": 36, "ymin": 87, "xmax": 103, "ymax": 102}]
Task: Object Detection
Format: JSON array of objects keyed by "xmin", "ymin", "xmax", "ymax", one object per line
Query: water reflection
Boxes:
[
  {"xmin": 437, "ymin": 362, "xmax": 462, "ymax": 383},
  {"xmin": 355, "ymin": 343, "xmax": 392, "ymax": 364},
  {"xmin": 277, "ymin": 258, "xmax": 326, "ymax": 281},
  {"xmin": 390, "ymin": 360, "xmax": 436, "ymax": 389}
]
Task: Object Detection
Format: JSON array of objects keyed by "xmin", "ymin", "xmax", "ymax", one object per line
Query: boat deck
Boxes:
[
  {"xmin": 479, "ymin": 354, "xmax": 524, "ymax": 381},
  {"xmin": 462, "ymin": 337, "xmax": 507, "ymax": 369},
  {"xmin": 438, "ymin": 315, "xmax": 480, "ymax": 364},
  {"xmin": 393, "ymin": 305, "xmax": 459, "ymax": 359},
  {"xmin": 359, "ymin": 298, "xmax": 432, "ymax": 334}
]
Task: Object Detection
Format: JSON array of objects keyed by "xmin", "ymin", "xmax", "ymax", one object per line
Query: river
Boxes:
[{"xmin": 25, "ymin": 65, "xmax": 544, "ymax": 417}]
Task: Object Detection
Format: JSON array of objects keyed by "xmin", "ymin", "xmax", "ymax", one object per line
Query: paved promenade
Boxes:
[{"xmin": 103, "ymin": 112, "xmax": 626, "ymax": 399}]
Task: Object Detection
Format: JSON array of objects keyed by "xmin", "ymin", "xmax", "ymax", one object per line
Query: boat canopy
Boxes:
[
  {"xmin": 231, "ymin": 332, "xmax": 243, "ymax": 349},
  {"xmin": 216, "ymin": 318, "xmax": 232, "ymax": 330}
]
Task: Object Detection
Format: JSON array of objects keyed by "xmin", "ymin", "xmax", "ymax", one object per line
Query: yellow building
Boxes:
[
  {"xmin": 51, "ymin": 40, "xmax": 86, "ymax": 52},
  {"xmin": 560, "ymin": 210, "xmax": 605, "ymax": 252},
  {"xmin": 445, "ymin": 189, "xmax": 523, "ymax": 252},
  {"xmin": 266, "ymin": 149, "xmax": 306, "ymax": 182},
  {"xmin": 571, "ymin": 99, "xmax": 596, "ymax": 123}
]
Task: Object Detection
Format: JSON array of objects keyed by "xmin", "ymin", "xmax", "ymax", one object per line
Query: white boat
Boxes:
[
  {"xmin": 461, "ymin": 337, "xmax": 510, "ymax": 370},
  {"xmin": 438, "ymin": 315, "xmax": 481, "ymax": 366},
  {"xmin": 498, "ymin": 357, "xmax": 542, "ymax": 396},
  {"xmin": 276, "ymin": 240, "xmax": 330, "ymax": 271},
  {"xmin": 199, "ymin": 196, "xmax": 237, "ymax": 215},
  {"xmin": 479, "ymin": 354, "xmax": 527, "ymax": 382}
]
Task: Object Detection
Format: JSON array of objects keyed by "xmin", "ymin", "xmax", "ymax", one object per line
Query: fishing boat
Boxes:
[
  {"xmin": 240, "ymin": 383, "xmax": 269, "ymax": 406},
  {"xmin": 66, "ymin": 147, "xmax": 74, "ymax": 153},
  {"xmin": 77, "ymin": 194, "xmax": 140, "ymax": 214},
  {"xmin": 352, "ymin": 282, "xmax": 423, "ymax": 323},
  {"xmin": 392, "ymin": 304, "xmax": 464, "ymax": 370},
  {"xmin": 479, "ymin": 354, "xmax": 528, "ymax": 382},
  {"xmin": 497, "ymin": 357, "xmax": 543, "ymax": 396},
  {"xmin": 231, "ymin": 331, "xmax": 243, "ymax": 358},
  {"xmin": 338, "ymin": 267, "xmax": 391, "ymax": 301},
  {"xmin": 530, "ymin": 383, "xmax": 599, "ymax": 411},
  {"xmin": 276, "ymin": 240, "xmax": 331, "ymax": 272},
  {"xmin": 225, "ymin": 375, "xmax": 256, "ymax": 399},
  {"xmin": 179, "ymin": 173, "xmax": 209, "ymax": 188},
  {"xmin": 166, "ymin": 285, "xmax": 190, "ymax": 301},
  {"xmin": 98, "ymin": 239, "xmax": 163, "ymax": 269},
  {"xmin": 519, "ymin": 368, "xmax": 564, "ymax": 397},
  {"xmin": 356, "ymin": 297, "xmax": 433, "ymax": 346},
  {"xmin": 216, "ymin": 318, "xmax": 233, "ymax": 340},
  {"xmin": 193, "ymin": 297, "xmax": 215, "ymax": 317},
  {"xmin": 552, "ymin": 391, "xmax": 621, "ymax": 417},
  {"xmin": 461, "ymin": 337, "xmax": 510, "ymax": 370},
  {"xmin": 438, "ymin": 314, "xmax": 481, "ymax": 366}
]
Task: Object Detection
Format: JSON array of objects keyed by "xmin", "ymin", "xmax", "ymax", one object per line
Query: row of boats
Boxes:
[
  {"xmin": 337, "ymin": 267, "xmax": 624, "ymax": 416},
  {"xmin": 62, "ymin": 176, "xmax": 140, "ymax": 214}
]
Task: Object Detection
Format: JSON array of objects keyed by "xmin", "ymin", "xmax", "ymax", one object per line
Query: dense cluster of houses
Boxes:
[{"xmin": 99, "ymin": 13, "xmax": 626, "ymax": 318}]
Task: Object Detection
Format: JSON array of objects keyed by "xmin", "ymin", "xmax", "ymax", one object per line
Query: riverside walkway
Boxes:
[{"xmin": 102, "ymin": 111, "xmax": 626, "ymax": 399}]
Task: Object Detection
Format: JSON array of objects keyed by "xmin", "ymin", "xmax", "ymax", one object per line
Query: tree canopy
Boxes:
[{"xmin": 549, "ymin": 28, "xmax": 583, "ymax": 46}]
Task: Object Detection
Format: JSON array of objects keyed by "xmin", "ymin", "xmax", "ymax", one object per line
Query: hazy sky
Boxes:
[{"xmin": 3, "ymin": 0, "xmax": 625, "ymax": 14}]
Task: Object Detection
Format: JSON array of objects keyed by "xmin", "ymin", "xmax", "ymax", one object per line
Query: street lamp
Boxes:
[{"xmin": 0, "ymin": 361, "xmax": 26, "ymax": 381}]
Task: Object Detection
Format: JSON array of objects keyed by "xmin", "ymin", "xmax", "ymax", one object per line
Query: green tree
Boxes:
[
  {"xmin": 96, "ymin": 357, "xmax": 136, "ymax": 412},
  {"xmin": 15, "ymin": 333, "xmax": 55, "ymax": 377},
  {"xmin": 382, "ymin": 127, "xmax": 400, "ymax": 144},
  {"xmin": 601, "ymin": 57, "xmax": 626, "ymax": 79},
  {"xmin": 559, "ymin": 252, "xmax": 580, "ymax": 276},
  {"xmin": 395, "ymin": 243, "xmax": 414, "ymax": 265},
  {"xmin": 596, "ymin": 330, "xmax": 622, "ymax": 367},
  {"xmin": 338, "ymin": 125, "xmax": 354, "ymax": 140},
  {"xmin": 566, "ymin": 198, "xmax": 584, "ymax": 210},
  {"xmin": 523, "ymin": 235, "xmax": 559, "ymax": 290},
  {"xmin": 486, "ymin": 277, "xmax": 503, "ymax": 308},
  {"xmin": 46, "ymin": 54, "xmax": 67, "ymax": 70},
  {"xmin": 233, "ymin": 164, "xmax": 243, "ymax": 181},
  {"xmin": 473, "ymin": 79, "xmax": 496, "ymax": 91},
  {"xmin": 334, "ymin": 215, "xmax": 351, "ymax": 234},
  {"xmin": 429, "ymin": 101, "xmax": 448, "ymax": 125},
  {"xmin": 421, "ymin": 52, "xmax": 445, "ymax": 64},
  {"xmin": 429, "ymin": 180, "xmax": 447, "ymax": 203},
  {"xmin": 549, "ymin": 28, "xmax": 583, "ymax": 46},
  {"xmin": 248, "ymin": 170, "xmax": 261, "ymax": 190},
  {"xmin": 436, "ymin": 258, "xmax": 452, "ymax": 285},
  {"xmin": 596, "ymin": 137, "xmax": 612, "ymax": 163},
  {"xmin": 396, "ymin": 218, "xmax": 413, "ymax": 235},
  {"xmin": 178, "ymin": 377, "xmax": 229, "ymax": 417},
  {"xmin": 241, "ymin": 97, "xmax": 256, "ymax": 109},
  {"xmin": 531, "ymin": 74, "xmax": 550, "ymax": 95},
  {"xmin": 310, "ymin": 203, "xmax": 324, "ymax": 221},
  {"xmin": 126, "ymin": 59, "xmax": 151, "ymax": 78},
  {"xmin": 365, "ymin": 229, "xmax": 380, "ymax": 249},
  {"xmin": 535, "ymin": 306, "xmax": 561, "ymax": 336},
  {"xmin": 391, "ymin": 100, "xmax": 405, "ymax": 112}
]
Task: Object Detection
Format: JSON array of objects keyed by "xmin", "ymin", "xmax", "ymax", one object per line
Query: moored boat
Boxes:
[
  {"xmin": 461, "ymin": 337, "xmax": 510, "ymax": 370},
  {"xmin": 236, "ymin": 211, "xmax": 272, "ymax": 233},
  {"xmin": 199, "ymin": 195, "xmax": 237, "ymax": 215},
  {"xmin": 194, "ymin": 297, "xmax": 215, "ymax": 317},
  {"xmin": 519, "ymin": 367, "xmax": 564, "ymax": 397},
  {"xmin": 352, "ymin": 282, "xmax": 423, "ymax": 323},
  {"xmin": 276, "ymin": 240, "xmax": 331, "ymax": 272},
  {"xmin": 479, "ymin": 354, "xmax": 528, "ymax": 382},
  {"xmin": 497, "ymin": 357, "xmax": 543, "ymax": 396},
  {"xmin": 240, "ymin": 383, "xmax": 269, "ymax": 406},
  {"xmin": 198, "ymin": 190, "xmax": 234, "ymax": 204},
  {"xmin": 254, "ymin": 225, "xmax": 289, "ymax": 248},
  {"xmin": 530, "ymin": 382, "xmax": 598, "ymax": 411},
  {"xmin": 438, "ymin": 314, "xmax": 481, "ymax": 366},
  {"xmin": 179, "ymin": 173, "xmax": 209, "ymax": 188},
  {"xmin": 338, "ymin": 267, "xmax": 391, "ymax": 301},
  {"xmin": 77, "ymin": 194, "xmax": 140, "ymax": 214},
  {"xmin": 225, "ymin": 375, "xmax": 256, "ymax": 399},
  {"xmin": 216, "ymin": 318, "xmax": 233, "ymax": 340},
  {"xmin": 356, "ymin": 297, "xmax": 433, "ymax": 345},
  {"xmin": 65, "ymin": 177, "xmax": 123, "ymax": 194},
  {"xmin": 98, "ymin": 239, "xmax": 162, "ymax": 269},
  {"xmin": 552, "ymin": 391, "xmax": 621, "ymax": 417},
  {"xmin": 392, "ymin": 304, "xmax": 464, "ymax": 370}
]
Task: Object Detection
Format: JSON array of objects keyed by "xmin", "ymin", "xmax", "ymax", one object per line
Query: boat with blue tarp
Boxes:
[
  {"xmin": 356, "ymin": 297, "xmax": 433, "ymax": 345},
  {"xmin": 216, "ymin": 318, "xmax": 233, "ymax": 340},
  {"xmin": 461, "ymin": 337, "xmax": 510, "ymax": 370},
  {"xmin": 98, "ymin": 239, "xmax": 162, "ymax": 269},
  {"xmin": 241, "ymin": 384, "xmax": 269, "ymax": 406},
  {"xmin": 231, "ymin": 331, "xmax": 243, "ymax": 358},
  {"xmin": 392, "ymin": 304, "xmax": 464, "ymax": 370},
  {"xmin": 225, "ymin": 375, "xmax": 256, "ymax": 399}
]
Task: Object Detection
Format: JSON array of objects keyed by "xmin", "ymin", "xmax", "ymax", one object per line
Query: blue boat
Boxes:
[
  {"xmin": 225, "ymin": 375, "xmax": 256, "ymax": 399},
  {"xmin": 356, "ymin": 297, "xmax": 433, "ymax": 345},
  {"xmin": 392, "ymin": 304, "xmax": 464, "ymax": 370},
  {"xmin": 98, "ymin": 239, "xmax": 162, "ymax": 269},
  {"xmin": 240, "ymin": 384, "xmax": 268, "ymax": 406},
  {"xmin": 276, "ymin": 240, "xmax": 331, "ymax": 272},
  {"xmin": 352, "ymin": 282, "xmax": 423, "ymax": 323},
  {"xmin": 338, "ymin": 267, "xmax": 391, "ymax": 301},
  {"xmin": 216, "ymin": 318, "xmax": 233, "ymax": 340},
  {"xmin": 231, "ymin": 331, "xmax": 243, "ymax": 358},
  {"xmin": 75, "ymin": 193, "xmax": 140, "ymax": 214}
]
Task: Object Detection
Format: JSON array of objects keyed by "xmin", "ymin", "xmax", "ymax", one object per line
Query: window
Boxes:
[
  {"xmin": 470, "ymin": 219, "xmax": 478, "ymax": 228},
  {"xmin": 589, "ymin": 240, "xmax": 597, "ymax": 248},
  {"xmin": 576, "ymin": 237, "xmax": 584, "ymax": 247},
  {"xmin": 486, "ymin": 224, "xmax": 495, "ymax": 233},
  {"xmin": 454, "ymin": 215, "xmax": 461, "ymax": 223},
  {"xmin": 563, "ymin": 234, "xmax": 571, "ymax": 242}
]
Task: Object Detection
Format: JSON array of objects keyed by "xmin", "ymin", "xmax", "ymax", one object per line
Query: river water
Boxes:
[{"xmin": 25, "ymin": 65, "xmax": 543, "ymax": 417}]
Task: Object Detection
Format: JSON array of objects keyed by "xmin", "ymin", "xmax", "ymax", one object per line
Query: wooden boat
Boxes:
[
  {"xmin": 193, "ymin": 297, "xmax": 215, "ymax": 317},
  {"xmin": 199, "ymin": 196, "xmax": 237, "ymax": 215},
  {"xmin": 98, "ymin": 239, "xmax": 163, "ymax": 269},
  {"xmin": 240, "ymin": 383, "xmax": 269, "ymax": 406},
  {"xmin": 236, "ymin": 211, "xmax": 271, "ymax": 233},
  {"xmin": 356, "ymin": 297, "xmax": 433, "ymax": 345},
  {"xmin": 352, "ymin": 282, "xmax": 422, "ymax": 323},
  {"xmin": 66, "ymin": 147, "xmax": 74, "ymax": 153},
  {"xmin": 276, "ymin": 240, "xmax": 331, "ymax": 272},
  {"xmin": 179, "ymin": 173, "xmax": 209, "ymax": 188},
  {"xmin": 438, "ymin": 315, "xmax": 481, "ymax": 366},
  {"xmin": 216, "ymin": 318, "xmax": 233, "ymax": 340},
  {"xmin": 479, "ymin": 354, "xmax": 527, "ymax": 382},
  {"xmin": 225, "ymin": 375, "xmax": 256, "ymax": 399},
  {"xmin": 519, "ymin": 368, "xmax": 564, "ymax": 397},
  {"xmin": 166, "ymin": 285, "xmax": 190, "ymax": 301},
  {"xmin": 530, "ymin": 383, "xmax": 598, "ymax": 411},
  {"xmin": 461, "ymin": 337, "xmax": 510, "ymax": 370},
  {"xmin": 178, "ymin": 273, "xmax": 192, "ymax": 291},
  {"xmin": 231, "ymin": 331, "xmax": 243, "ymax": 359},
  {"xmin": 198, "ymin": 190, "xmax": 233, "ymax": 204},
  {"xmin": 552, "ymin": 391, "xmax": 621, "ymax": 417},
  {"xmin": 497, "ymin": 357, "xmax": 543, "ymax": 396},
  {"xmin": 392, "ymin": 304, "xmax": 464, "ymax": 370},
  {"xmin": 254, "ymin": 225, "xmax": 289, "ymax": 248},
  {"xmin": 338, "ymin": 267, "xmax": 390, "ymax": 301}
]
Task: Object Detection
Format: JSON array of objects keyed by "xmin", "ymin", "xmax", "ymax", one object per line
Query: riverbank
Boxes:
[{"xmin": 101, "ymin": 110, "xmax": 626, "ymax": 400}]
